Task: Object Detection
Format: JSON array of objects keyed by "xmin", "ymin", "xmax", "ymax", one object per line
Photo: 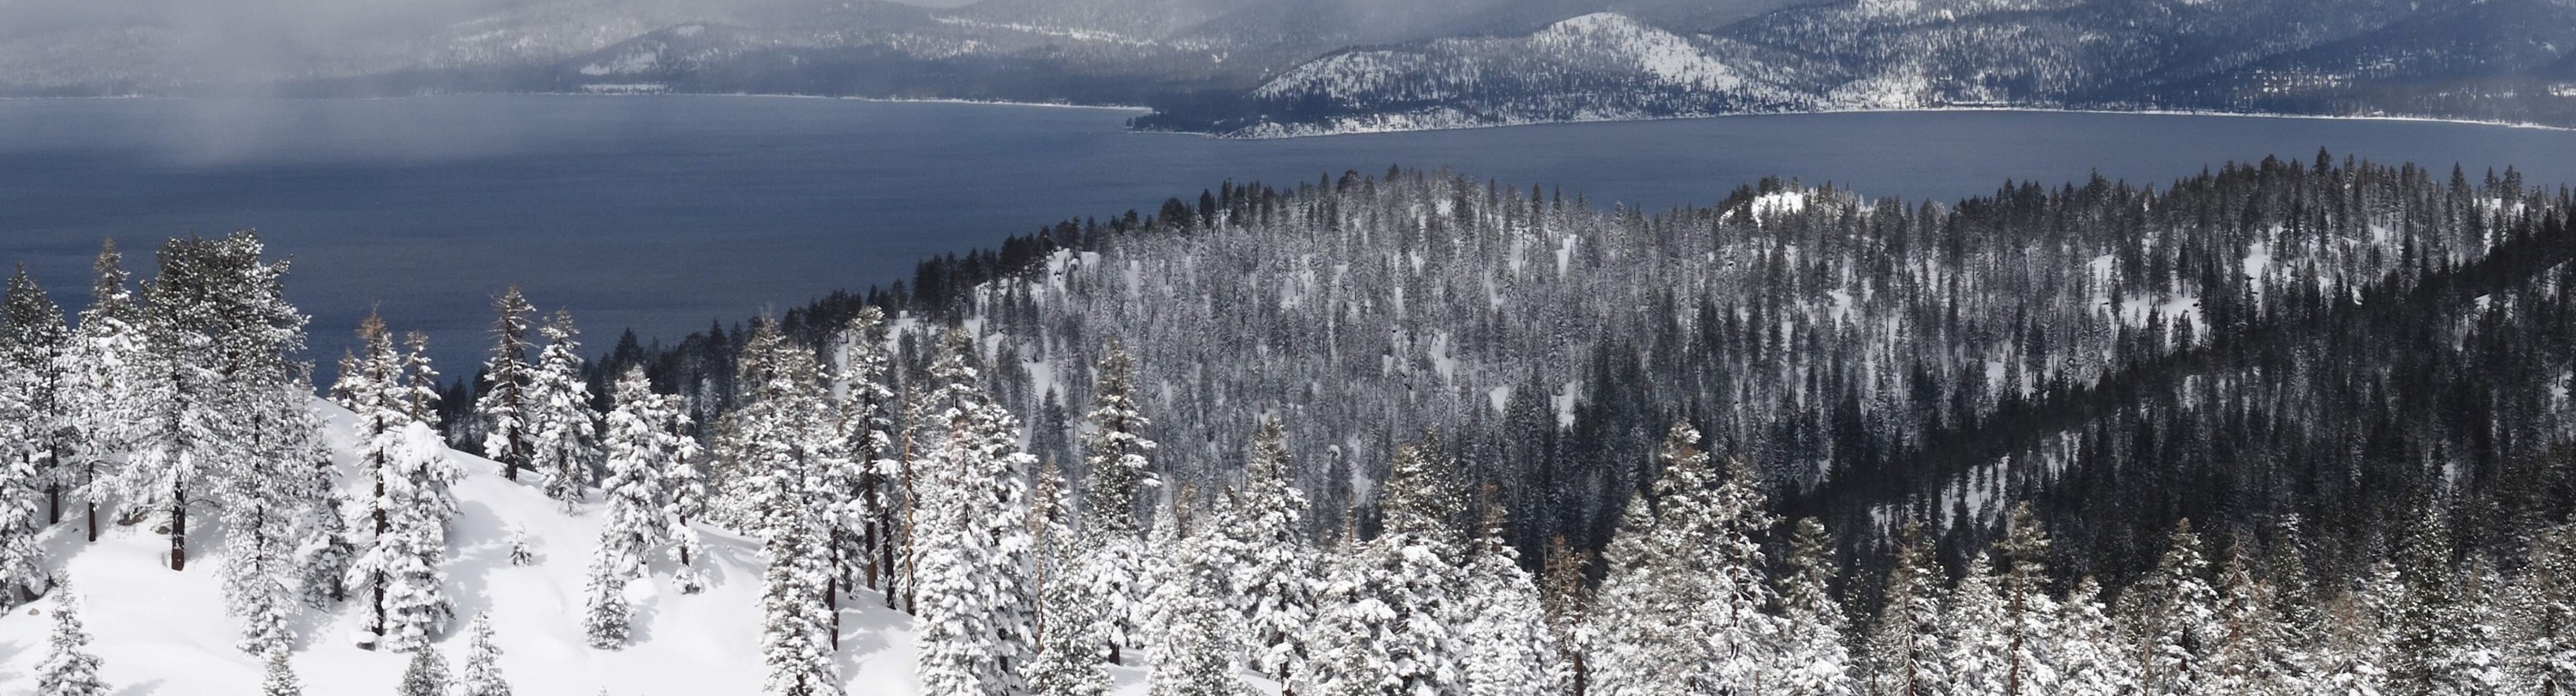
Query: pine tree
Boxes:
[
  {"xmin": 399, "ymin": 331, "xmax": 440, "ymax": 426},
  {"xmin": 1864, "ymin": 524, "xmax": 1944, "ymax": 696},
  {"xmin": 583, "ymin": 544, "xmax": 632, "ymax": 649},
  {"xmin": 38, "ymin": 581, "xmax": 108, "ymax": 696},
  {"xmin": 527, "ymin": 310, "xmax": 599, "ymax": 507},
  {"xmin": 336, "ymin": 312, "xmax": 411, "ymax": 634},
  {"xmin": 1296, "ymin": 524, "xmax": 1396, "ymax": 696},
  {"xmin": 2055, "ymin": 578, "xmax": 2140, "ymax": 696},
  {"xmin": 662, "ymin": 390, "xmax": 708, "ymax": 594},
  {"xmin": 0, "ymin": 367, "xmax": 44, "ymax": 608},
  {"xmin": 224, "ymin": 378, "xmax": 327, "ymax": 656},
  {"xmin": 1027, "ymin": 459, "xmax": 1110, "ymax": 696},
  {"xmin": 1939, "ymin": 553, "xmax": 2012, "ymax": 696},
  {"xmin": 1146, "ymin": 501, "xmax": 1248, "ymax": 696},
  {"xmin": 1364, "ymin": 439, "xmax": 1469, "ymax": 696},
  {"xmin": 2509, "ymin": 524, "xmax": 2576, "ymax": 696},
  {"xmin": 1538, "ymin": 536, "xmax": 1593, "ymax": 696},
  {"xmin": 299, "ymin": 492, "xmax": 355, "ymax": 608},
  {"xmin": 1996, "ymin": 504, "xmax": 2057, "ymax": 696},
  {"xmin": 1079, "ymin": 346, "xmax": 1157, "ymax": 663},
  {"xmin": 1214, "ymin": 420, "xmax": 1315, "ymax": 684},
  {"xmin": 600, "ymin": 366, "xmax": 672, "ymax": 575},
  {"xmin": 735, "ymin": 322, "xmax": 844, "ymax": 696},
  {"xmin": 479, "ymin": 285, "xmax": 538, "ymax": 481},
  {"xmin": 914, "ymin": 329, "xmax": 1036, "ymax": 696},
  {"xmin": 2208, "ymin": 537, "xmax": 2292, "ymax": 696},
  {"xmin": 399, "ymin": 645, "xmax": 452, "ymax": 696},
  {"xmin": 1590, "ymin": 422, "xmax": 1776, "ymax": 696},
  {"xmin": 2128, "ymin": 519, "xmax": 2216, "ymax": 696},
  {"xmin": 352, "ymin": 422, "xmax": 460, "ymax": 652},
  {"xmin": 1456, "ymin": 509, "xmax": 1564, "ymax": 696},
  {"xmin": 1771, "ymin": 518, "xmax": 1853, "ymax": 696},
  {"xmin": 459, "ymin": 613, "xmax": 513, "ymax": 696},
  {"xmin": 56, "ymin": 239, "xmax": 149, "ymax": 544},
  {"xmin": 131, "ymin": 232, "xmax": 306, "ymax": 572},
  {"xmin": 260, "ymin": 644, "xmax": 302, "ymax": 696},
  {"xmin": 3, "ymin": 265, "xmax": 68, "ymax": 532},
  {"xmin": 829, "ymin": 307, "xmax": 898, "ymax": 608}
]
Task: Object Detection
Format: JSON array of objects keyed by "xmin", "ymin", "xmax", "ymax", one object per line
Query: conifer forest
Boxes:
[{"xmin": 4, "ymin": 151, "xmax": 2576, "ymax": 695}]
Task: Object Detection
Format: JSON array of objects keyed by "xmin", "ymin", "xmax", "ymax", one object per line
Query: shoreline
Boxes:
[
  {"xmin": 3, "ymin": 92, "xmax": 2568, "ymax": 138},
  {"xmin": 1177, "ymin": 105, "xmax": 2576, "ymax": 140},
  {"xmin": 0, "ymin": 91, "xmax": 1155, "ymax": 112}
]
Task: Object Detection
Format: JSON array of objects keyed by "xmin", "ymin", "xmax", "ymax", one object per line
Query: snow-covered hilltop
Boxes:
[{"xmin": 0, "ymin": 401, "xmax": 968, "ymax": 695}]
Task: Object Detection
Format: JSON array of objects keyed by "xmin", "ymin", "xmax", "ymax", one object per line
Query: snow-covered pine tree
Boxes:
[
  {"xmin": 2126, "ymin": 519, "xmax": 2217, "ymax": 696},
  {"xmin": 735, "ymin": 322, "xmax": 843, "ymax": 696},
  {"xmin": 478, "ymin": 285, "xmax": 538, "ymax": 481},
  {"xmin": 507, "ymin": 524, "xmax": 536, "ymax": 566},
  {"xmin": 2509, "ymin": 524, "xmax": 2576, "ymax": 696},
  {"xmin": 260, "ymin": 644, "xmax": 301, "ymax": 696},
  {"xmin": 829, "ymin": 307, "xmax": 898, "ymax": 607},
  {"xmin": 399, "ymin": 331, "xmax": 440, "ymax": 426},
  {"xmin": 398, "ymin": 644, "xmax": 452, "ymax": 696},
  {"xmin": 1079, "ymin": 346, "xmax": 1157, "ymax": 663},
  {"xmin": 2208, "ymin": 536, "xmax": 2291, "ymax": 696},
  {"xmin": 662, "ymin": 390, "xmax": 708, "ymax": 594},
  {"xmin": 459, "ymin": 612, "xmax": 513, "ymax": 696},
  {"xmin": 1214, "ymin": 419, "xmax": 1314, "ymax": 684},
  {"xmin": 354, "ymin": 422, "xmax": 461, "ymax": 652},
  {"xmin": 914, "ymin": 329, "xmax": 1037, "ymax": 696},
  {"xmin": 1590, "ymin": 422, "xmax": 1777, "ymax": 695},
  {"xmin": 3, "ymin": 265, "xmax": 68, "ymax": 529},
  {"xmin": 1027, "ymin": 458, "xmax": 1110, "ymax": 696},
  {"xmin": 55, "ymin": 239, "xmax": 150, "ymax": 544},
  {"xmin": 222, "ymin": 379, "xmax": 329, "ymax": 656},
  {"xmin": 583, "ymin": 544, "xmax": 631, "ymax": 649},
  {"xmin": 527, "ymin": 310, "xmax": 600, "ymax": 508},
  {"xmin": 2054, "ymin": 578, "xmax": 2140, "ymax": 696},
  {"xmin": 1293, "ymin": 522, "xmax": 1395, "ymax": 696},
  {"xmin": 1145, "ymin": 499, "xmax": 1249, "ymax": 696},
  {"xmin": 1995, "ymin": 504, "xmax": 2057, "ymax": 696},
  {"xmin": 600, "ymin": 366, "xmax": 672, "ymax": 575},
  {"xmin": 1364, "ymin": 438, "xmax": 1469, "ymax": 696},
  {"xmin": 0, "ymin": 366, "xmax": 43, "ymax": 608},
  {"xmin": 1938, "ymin": 553, "xmax": 2011, "ymax": 696},
  {"xmin": 334, "ymin": 312, "xmax": 411, "ymax": 635},
  {"xmin": 1863, "ymin": 524, "xmax": 1944, "ymax": 696},
  {"xmin": 756, "ymin": 448, "xmax": 838, "ymax": 696},
  {"xmin": 39, "ymin": 580, "xmax": 108, "ymax": 696},
  {"xmin": 1771, "ymin": 518, "xmax": 1853, "ymax": 696},
  {"xmin": 130, "ymin": 233, "xmax": 306, "ymax": 572},
  {"xmin": 298, "ymin": 492, "xmax": 355, "ymax": 608},
  {"xmin": 1538, "ymin": 536, "xmax": 1593, "ymax": 695},
  {"xmin": 1455, "ymin": 508, "xmax": 1563, "ymax": 696}
]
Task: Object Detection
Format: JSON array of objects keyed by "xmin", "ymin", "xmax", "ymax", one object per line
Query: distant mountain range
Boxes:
[{"xmin": 7, "ymin": 0, "xmax": 2576, "ymax": 136}]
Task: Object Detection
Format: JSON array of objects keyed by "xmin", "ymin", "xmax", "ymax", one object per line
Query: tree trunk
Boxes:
[
  {"xmin": 167, "ymin": 492, "xmax": 187, "ymax": 571},
  {"xmin": 46, "ymin": 481, "xmax": 60, "ymax": 526},
  {"xmin": 826, "ymin": 577, "xmax": 841, "ymax": 651}
]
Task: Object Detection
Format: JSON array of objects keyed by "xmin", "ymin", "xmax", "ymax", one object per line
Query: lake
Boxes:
[{"xmin": 6, "ymin": 95, "xmax": 2576, "ymax": 376}]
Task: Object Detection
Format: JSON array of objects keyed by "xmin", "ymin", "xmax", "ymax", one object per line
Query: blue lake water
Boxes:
[{"xmin": 6, "ymin": 95, "xmax": 2576, "ymax": 375}]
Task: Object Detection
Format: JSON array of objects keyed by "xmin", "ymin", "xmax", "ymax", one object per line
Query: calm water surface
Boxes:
[{"xmin": 5, "ymin": 95, "xmax": 2576, "ymax": 372}]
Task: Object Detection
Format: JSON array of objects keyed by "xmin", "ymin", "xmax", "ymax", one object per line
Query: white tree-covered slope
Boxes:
[{"xmin": 0, "ymin": 401, "xmax": 1151, "ymax": 695}]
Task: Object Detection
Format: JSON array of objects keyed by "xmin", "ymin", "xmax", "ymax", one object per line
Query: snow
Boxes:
[
  {"xmin": 0, "ymin": 400, "xmax": 1157, "ymax": 695},
  {"xmin": 1750, "ymin": 191, "xmax": 1807, "ymax": 224}
]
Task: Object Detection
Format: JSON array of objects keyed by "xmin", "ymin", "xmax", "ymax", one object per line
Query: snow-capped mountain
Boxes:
[{"xmin": 3, "ymin": 0, "xmax": 2575, "ymax": 130}]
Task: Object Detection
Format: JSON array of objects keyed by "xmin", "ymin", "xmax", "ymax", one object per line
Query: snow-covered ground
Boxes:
[{"xmin": 0, "ymin": 401, "xmax": 1149, "ymax": 695}]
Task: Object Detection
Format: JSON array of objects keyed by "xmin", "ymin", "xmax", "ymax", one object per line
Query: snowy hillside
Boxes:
[{"xmin": 0, "ymin": 400, "xmax": 1149, "ymax": 696}]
